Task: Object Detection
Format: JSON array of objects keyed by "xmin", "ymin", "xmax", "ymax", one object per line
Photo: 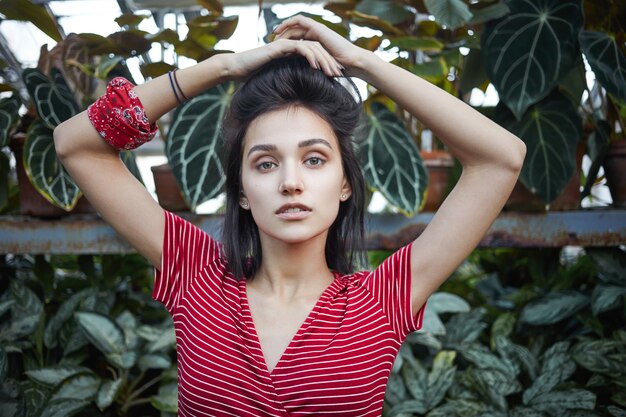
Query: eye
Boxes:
[
  {"xmin": 257, "ymin": 161, "xmax": 277, "ymax": 171},
  {"xmin": 305, "ymin": 157, "xmax": 325, "ymax": 167}
]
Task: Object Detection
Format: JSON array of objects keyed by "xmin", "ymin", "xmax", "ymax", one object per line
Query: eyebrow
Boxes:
[{"xmin": 247, "ymin": 138, "xmax": 334, "ymax": 157}]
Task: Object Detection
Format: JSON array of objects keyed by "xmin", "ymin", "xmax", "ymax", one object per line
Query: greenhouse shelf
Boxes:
[{"xmin": 1, "ymin": 210, "xmax": 624, "ymax": 254}]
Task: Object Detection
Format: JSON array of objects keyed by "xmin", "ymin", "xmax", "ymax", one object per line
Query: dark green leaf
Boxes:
[
  {"xmin": 21, "ymin": 379, "xmax": 49, "ymax": 416},
  {"xmin": 427, "ymin": 351, "xmax": 457, "ymax": 409},
  {"xmin": 356, "ymin": 0, "xmax": 412, "ymax": 25},
  {"xmin": 23, "ymin": 120, "xmax": 81, "ymax": 210},
  {"xmin": 523, "ymin": 352, "xmax": 575, "ymax": 403},
  {"xmin": 402, "ymin": 360, "xmax": 427, "ymax": 407},
  {"xmin": 96, "ymin": 378, "xmax": 122, "ymax": 411},
  {"xmin": 49, "ymin": 372, "xmax": 100, "ymax": 402},
  {"xmin": 361, "ymin": 102, "xmax": 427, "ymax": 215},
  {"xmin": 608, "ymin": 406, "xmax": 626, "ymax": 417},
  {"xmin": 468, "ymin": 2, "xmax": 510, "ymax": 25},
  {"xmin": 140, "ymin": 62, "xmax": 177, "ymax": 79},
  {"xmin": 427, "ymin": 399, "xmax": 490, "ymax": 417},
  {"xmin": 0, "ymin": 0, "xmax": 63, "ymax": 41},
  {"xmin": 148, "ymin": 29, "xmax": 180, "ymax": 45},
  {"xmin": 23, "ymin": 68, "xmax": 79, "ymax": 129},
  {"xmin": 0, "ymin": 347, "xmax": 6, "ymax": 382},
  {"xmin": 389, "ymin": 400, "xmax": 427, "ymax": 416},
  {"xmin": 558, "ymin": 59, "xmax": 586, "ymax": 106},
  {"xmin": 150, "ymin": 382, "xmax": 178, "ymax": 412},
  {"xmin": 580, "ymin": 30, "xmax": 626, "ymax": 103},
  {"xmin": 138, "ymin": 353, "xmax": 171, "ymax": 371},
  {"xmin": 530, "ymin": 389, "xmax": 596, "ymax": 415},
  {"xmin": 385, "ymin": 37, "xmax": 444, "ymax": 52},
  {"xmin": 591, "ymin": 284, "xmax": 626, "ymax": 315},
  {"xmin": 45, "ymin": 289, "xmax": 94, "ymax": 349},
  {"xmin": 493, "ymin": 91, "xmax": 582, "ymax": 203},
  {"xmin": 461, "ymin": 344, "xmax": 514, "ymax": 377},
  {"xmin": 572, "ymin": 340, "xmax": 626, "ymax": 378},
  {"xmin": 25, "ymin": 366, "xmax": 92, "ymax": 386},
  {"xmin": 429, "ymin": 292, "xmax": 470, "ymax": 314},
  {"xmin": 510, "ymin": 407, "xmax": 546, "ymax": 417},
  {"xmin": 520, "ymin": 291, "xmax": 589, "ymax": 325},
  {"xmin": 75, "ymin": 311, "xmax": 126, "ymax": 361},
  {"xmin": 491, "ymin": 314, "xmax": 515, "ymax": 349},
  {"xmin": 0, "ymin": 95, "xmax": 20, "ymax": 147},
  {"xmin": 442, "ymin": 308, "xmax": 487, "ymax": 347},
  {"xmin": 460, "ymin": 49, "xmax": 488, "ymax": 95},
  {"xmin": 482, "ymin": 0, "xmax": 583, "ymax": 118},
  {"xmin": 424, "ymin": 0, "xmax": 473, "ymax": 29},
  {"xmin": 95, "ymin": 55, "xmax": 123, "ymax": 80},
  {"xmin": 421, "ymin": 305, "xmax": 446, "ymax": 335},
  {"xmin": 587, "ymin": 248, "xmax": 626, "ymax": 286},
  {"xmin": 39, "ymin": 400, "xmax": 90, "ymax": 417},
  {"xmin": 385, "ymin": 371, "xmax": 407, "ymax": 405},
  {"xmin": 166, "ymin": 83, "xmax": 232, "ymax": 210}
]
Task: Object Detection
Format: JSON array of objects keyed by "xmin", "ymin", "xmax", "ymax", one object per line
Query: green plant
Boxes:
[
  {"xmin": 380, "ymin": 245, "xmax": 626, "ymax": 417},
  {"xmin": 0, "ymin": 253, "xmax": 177, "ymax": 416}
]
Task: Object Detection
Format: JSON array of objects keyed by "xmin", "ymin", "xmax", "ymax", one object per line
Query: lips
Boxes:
[
  {"xmin": 275, "ymin": 203, "xmax": 312, "ymax": 220},
  {"xmin": 275, "ymin": 203, "xmax": 312, "ymax": 214}
]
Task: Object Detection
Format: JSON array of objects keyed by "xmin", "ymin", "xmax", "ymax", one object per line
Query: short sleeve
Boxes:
[
  {"xmin": 359, "ymin": 243, "xmax": 427, "ymax": 341},
  {"xmin": 153, "ymin": 210, "xmax": 221, "ymax": 312}
]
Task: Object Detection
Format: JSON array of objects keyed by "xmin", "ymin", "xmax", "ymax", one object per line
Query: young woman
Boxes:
[{"xmin": 54, "ymin": 15, "xmax": 526, "ymax": 416}]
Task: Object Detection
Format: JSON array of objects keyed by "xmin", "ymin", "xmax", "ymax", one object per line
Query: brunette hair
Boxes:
[{"xmin": 220, "ymin": 55, "xmax": 366, "ymax": 280}]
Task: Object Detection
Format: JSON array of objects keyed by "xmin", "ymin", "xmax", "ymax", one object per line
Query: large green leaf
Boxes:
[
  {"xmin": 355, "ymin": 0, "xmax": 413, "ymax": 25},
  {"xmin": 150, "ymin": 381, "xmax": 178, "ymax": 412},
  {"xmin": 424, "ymin": 0, "xmax": 473, "ymax": 30},
  {"xmin": 519, "ymin": 290, "xmax": 589, "ymax": 325},
  {"xmin": 428, "ymin": 292, "xmax": 470, "ymax": 314},
  {"xmin": 166, "ymin": 83, "xmax": 232, "ymax": 210},
  {"xmin": 23, "ymin": 120, "xmax": 81, "ymax": 210},
  {"xmin": 40, "ymin": 400, "xmax": 90, "ymax": 417},
  {"xmin": 75, "ymin": 311, "xmax": 127, "ymax": 368},
  {"xmin": 591, "ymin": 284, "xmax": 626, "ymax": 315},
  {"xmin": 96, "ymin": 378, "xmax": 122, "ymax": 411},
  {"xmin": 360, "ymin": 102, "xmax": 427, "ymax": 215},
  {"xmin": 493, "ymin": 91, "xmax": 582, "ymax": 203},
  {"xmin": 25, "ymin": 366, "xmax": 92, "ymax": 386},
  {"xmin": 426, "ymin": 351, "xmax": 457, "ymax": 409},
  {"xmin": 461, "ymin": 344, "xmax": 516, "ymax": 377},
  {"xmin": 530, "ymin": 389, "xmax": 596, "ymax": 415},
  {"xmin": 572, "ymin": 340, "xmax": 626, "ymax": 379},
  {"xmin": 0, "ymin": 95, "xmax": 20, "ymax": 147},
  {"xmin": 0, "ymin": 0, "xmax": 63, "ymax": 41},
  {"xmin": 482, "ymin": 0, "xmax": 583, "ymax": 119},
  {"xmin": 23, "ymin": 68, "xmax": 80, "ymax": 129},
  {"xmin": 580, "ymin": 30, "xmax": 626, "ymax": 103},
  {"xmin": 523, "ymin": 345, "xmax": 575, "ymax": 404}
]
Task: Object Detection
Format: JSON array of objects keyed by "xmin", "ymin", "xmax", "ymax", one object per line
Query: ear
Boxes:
[
  {"xmin": 240, "ymin": 197, "xmax": 250, "ymax": 210},
  {"xmin": 340, "ymin": 179, "xmax": 352, "ymax": 202}
]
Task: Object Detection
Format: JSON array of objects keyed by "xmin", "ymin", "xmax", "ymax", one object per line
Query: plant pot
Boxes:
[
  {"xmin": 604, "ymin": 140, "xmax": 626, "ymax": 208},
  {"xmin": 9, "ymin": 133, "xmax": 96, "ymax": 218},
  {"xmin": 422, "ymin": 151, "xmax": 454, "ymax": 212},
  {"xmin": 151, "ymin": 163, "xmax": 189, "ymax": 211}
]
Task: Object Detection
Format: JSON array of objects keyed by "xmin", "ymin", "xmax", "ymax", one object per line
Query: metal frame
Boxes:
[{"xmin": 1, "ymin": 210, "xmax": 624, "ymax": 254}]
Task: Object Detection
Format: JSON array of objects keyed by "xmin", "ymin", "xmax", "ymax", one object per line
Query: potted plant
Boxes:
[{"xmin": 0, "ymin": 0, "xmax": 151, "ymax": 217}]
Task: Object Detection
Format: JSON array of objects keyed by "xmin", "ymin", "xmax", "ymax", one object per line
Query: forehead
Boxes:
[{"xmin": 243, "ymin": 106, "xmax": 339, "ymax": 151}]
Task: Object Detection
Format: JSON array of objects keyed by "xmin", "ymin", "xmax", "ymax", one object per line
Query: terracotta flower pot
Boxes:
[
  {"xmin": 604, "ymin": 140, "xmax": 626, "ymax": 208},
  {"xmin": 9, "ymin": 133, "xmax": 96, "ymax": 218},
  {"xmin": 421, "ymin": 151, "xmax": 454, "ymax": 212},
  {"xmin": 151, "ymin": 163, "xmax": 190, "ymax": 211}
]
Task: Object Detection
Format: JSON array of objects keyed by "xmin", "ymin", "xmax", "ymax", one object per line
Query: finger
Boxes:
[
  {"xmin": 274, "ymin": 15, "xmax": 310, "ymax": 34},
  {"xmin": 273, "ymin": 26, "xmax": 307, "ymax": 41},
  {"xmin": 310, "ymin": 42, "xmax": 343, "ymax": 77}
]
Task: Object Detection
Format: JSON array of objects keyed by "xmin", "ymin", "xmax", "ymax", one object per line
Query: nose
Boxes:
[{"xmin": 279, "ymin": 161, "xmax": 304, "ymax": 195}]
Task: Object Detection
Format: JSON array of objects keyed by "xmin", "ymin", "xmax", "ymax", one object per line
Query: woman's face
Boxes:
[{"xmin": 240, "ymin": 106, "xmax": 351, "ymax": 247}]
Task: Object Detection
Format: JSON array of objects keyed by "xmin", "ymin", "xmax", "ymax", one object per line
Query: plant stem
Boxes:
[{"xmin": 125, "ymin": 374, "xmax": 162, "ymax": 404}]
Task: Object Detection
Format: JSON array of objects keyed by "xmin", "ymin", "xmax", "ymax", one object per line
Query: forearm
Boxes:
[
  {"xmin": 353, "ymin": 51, "xmax": 526, "ymax": 171},
  {"xmin": 133, "ymin": 53, "xmax": 231, "ymax": 123}
]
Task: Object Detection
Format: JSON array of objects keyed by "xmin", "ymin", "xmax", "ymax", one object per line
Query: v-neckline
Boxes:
[{"xmin": 241, "ymin": 274, "xmax": 340, "ymax": 377}]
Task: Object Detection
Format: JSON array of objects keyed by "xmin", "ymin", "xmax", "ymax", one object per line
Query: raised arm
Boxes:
[
  {"xmin": 274, "ymin": 15, "xmax": 527, "ymax": 313},
  {"xmin": 54, "ymin": 40, "xmax": 343, "ymax": 269}
]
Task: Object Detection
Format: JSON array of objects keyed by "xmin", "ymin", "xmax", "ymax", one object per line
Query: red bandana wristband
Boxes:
[{"xmin": 87, "ymin": 77, "xmax": 157, "ymax": 150}]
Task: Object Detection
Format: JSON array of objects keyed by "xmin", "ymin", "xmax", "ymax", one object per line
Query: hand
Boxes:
[
  {"xmin": 272, "ymin": 15, "xmax": 367, "ymax": 76},
  {"xmin": 223, "ymin": 35, "xmax": 344, "ymax": 81}
]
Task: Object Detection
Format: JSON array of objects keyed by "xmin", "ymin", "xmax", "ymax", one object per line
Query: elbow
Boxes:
[
  {"xmin": 510, "ymin": 137, "xmax": 527, "ymax": 173},
  {"xmin": 53, "ymin": 121, "xmax": 70, "ymax": 160}
]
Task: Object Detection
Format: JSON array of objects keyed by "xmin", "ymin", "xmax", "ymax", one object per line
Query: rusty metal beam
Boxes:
[{"xmin": 0, "ymin": 210, "xmax": 625, "ymax": 254}]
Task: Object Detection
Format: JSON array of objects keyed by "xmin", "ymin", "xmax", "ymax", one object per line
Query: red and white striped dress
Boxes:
[{"xmin": 153, "ymin": 210, "xmax": 426, "ymax": 416}]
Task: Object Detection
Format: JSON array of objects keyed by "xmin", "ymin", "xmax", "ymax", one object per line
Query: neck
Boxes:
[{"xmin": 251, "ymin": 233, "xmax": 334, "ymax": 302}]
